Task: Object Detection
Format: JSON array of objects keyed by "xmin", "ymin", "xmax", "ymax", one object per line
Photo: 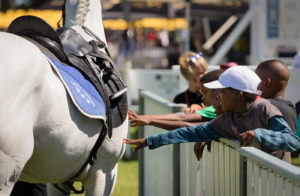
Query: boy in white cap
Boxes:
[{"xmin": 124, "ymin": 66, "xmax": 300, "ymax": 154}]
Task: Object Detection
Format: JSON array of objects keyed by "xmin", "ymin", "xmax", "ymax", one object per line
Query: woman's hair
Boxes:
[{"xmin": 178, "ymin": 51, "xmax": 208, "ymax": 81}]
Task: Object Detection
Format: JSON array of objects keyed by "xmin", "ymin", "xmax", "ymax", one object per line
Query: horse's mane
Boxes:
[{"xmin": 66, "ymin": 0, "xmax": 90, "ymax": 26}]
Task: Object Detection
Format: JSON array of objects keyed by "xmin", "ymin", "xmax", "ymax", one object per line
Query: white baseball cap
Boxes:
[{"xmin": 204, "ymin": 66, "xmax": 261, "ymax": 95}]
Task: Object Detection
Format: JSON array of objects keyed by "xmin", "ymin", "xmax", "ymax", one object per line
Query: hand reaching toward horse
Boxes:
[
  {"xmin": 128, "ymin": 110, "xmax": 152, "ymax": 127},
  {"xmin": 123, "ymin": 138, "xmax": 148, "ymax": 152},
  {"xmin": 239, "ymin": 130, "xmax": 255, "ymax": 146}
]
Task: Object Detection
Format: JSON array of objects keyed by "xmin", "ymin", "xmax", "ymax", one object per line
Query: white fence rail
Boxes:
[
  {"xmin": 241, "ymin": 147, "xmax": 300, "ymax": 196},
  {"xmin": 138, "ymin": 90, "xmax": 300, "ymax": 196},
  {"xmin": 138, "ymin": 90, "xmax": 187, "ymax": 196}
]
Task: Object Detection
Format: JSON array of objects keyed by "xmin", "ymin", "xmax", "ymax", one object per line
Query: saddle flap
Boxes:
[{"xmin": 57, "ymin": 27, "xmax": 92, "ymax": 57}]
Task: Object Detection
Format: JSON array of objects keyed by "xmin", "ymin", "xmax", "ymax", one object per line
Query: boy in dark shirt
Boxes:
[
  {"xmin": 255, "ymin": 59, "xmax": 298, "ymax": 161},
  {"xmin": 124, "ymin": 66, "xmax": 300, "ymax": 155},
  {"xmin": 255, "ymin": 60, "xmax": 297, "ymax": 133}
]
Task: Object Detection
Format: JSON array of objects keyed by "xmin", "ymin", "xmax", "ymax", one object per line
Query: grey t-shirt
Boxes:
[
  {"xmin": 269, "ymin": 98, "xmax": 297, "ymax": 133},
  {"xmin": 211, "ymin": 98, "xmax": 282, "ymax": 138},
  {"xmin": 210, "ymin": 98, "xmax": 291, "ymax": 162}
]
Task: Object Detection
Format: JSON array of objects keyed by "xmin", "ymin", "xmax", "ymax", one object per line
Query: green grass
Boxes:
[
  {"xmin": 291, "ymin": 157, "xmax": 300, "ymax": 167},
  {"xmin": 112, "ymin": 159, "xmax": 138, "ymax": 196},
  {"xmin": 70, "ymin": 159, "xmax": 138, "ymax": 196}
]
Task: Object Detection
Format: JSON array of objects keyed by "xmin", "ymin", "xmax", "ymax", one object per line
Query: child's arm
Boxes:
[
  {"xmin": 133, "ymin": 117, "xmax": 205, "ymax": 130},
  {"xmin": 148, "ymin": 120, "xmax": 204, "ymax": 130},
  {"xmin": 241, "ymin": 116, "xmax": 300, "ymax": 151},
  {"xmin": 128, "ymin": 110, "xmax": 203, "ymax": 125},
  {"xmin": 123, "ymin": 137, "xmax": 148, "ymax": 152},
  {"xmin": 124, "ymin": 123, "xmax": 222, "ymax": 151}
]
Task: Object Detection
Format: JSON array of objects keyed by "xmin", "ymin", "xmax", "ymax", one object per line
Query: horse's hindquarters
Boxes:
[
  {"xmin": 20, "ymin": 61, "xmax": 106, "ymax": 183},
  {"xmin": 0, "ymin": 31, "xmax": 128, "ymax": 196},
  {"xmin": 0, "ymin": 32, "xmax": 102, "ymax": 184},
  {"xmin": 0, "ymin": 32, "xmax": 51, "ymax": 192}
]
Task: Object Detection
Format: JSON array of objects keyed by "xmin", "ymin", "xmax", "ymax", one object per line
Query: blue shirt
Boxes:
[{"xmin": 147, "ymin": 116, "xmax": 300, "ymax": 152}]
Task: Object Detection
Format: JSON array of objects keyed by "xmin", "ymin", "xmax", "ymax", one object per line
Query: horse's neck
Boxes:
[{"xmin": 64, "ymin": 0, "xmax": 107, "ymax": 44}]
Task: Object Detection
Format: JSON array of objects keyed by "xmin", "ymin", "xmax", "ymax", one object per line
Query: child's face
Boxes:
[
  {"xmin": 200, "ymin": 85, "xmax": 214, "ymax": 106},
  {"xmin": 219, "ymin": 88, "xmax": 239, "ymax": 112},
  {"xmin": 192, "ymin": 68, "xmax": 206, "ymax": 88},
  {"xmin": 194, "ymin": 68, "xmax": 206, "ymax": 80},
  {"xmin": 212, "ymin": 90, "xmax": 223, "ymax": 115},
  {"xmin": 255, "ymin": 70, "xmax": 270, "ymax": 98}
]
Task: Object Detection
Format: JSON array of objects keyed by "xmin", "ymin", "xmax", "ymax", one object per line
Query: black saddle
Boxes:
[
  {"xmin": 7, "ymin": 16, "xmax": 128, "ymax": 186},
  {"xmin": 7, "ymin": 15, "xmax": 67, "ymax": 62}
]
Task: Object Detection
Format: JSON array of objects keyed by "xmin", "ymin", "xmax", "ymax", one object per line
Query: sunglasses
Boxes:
[{"xmin": 190, "ymin": 53, "xmax": 203, "ymax": 64}]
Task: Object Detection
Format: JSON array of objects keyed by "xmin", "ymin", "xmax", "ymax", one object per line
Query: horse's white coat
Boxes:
[{"xmin": 0, "ymin": 0, "xmax": 128, "ymax": 195}]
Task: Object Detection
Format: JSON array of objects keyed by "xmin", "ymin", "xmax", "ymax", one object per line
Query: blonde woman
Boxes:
[{"xmin": 173, "ymin": 51, "xmax": 207, "ymax": 109}]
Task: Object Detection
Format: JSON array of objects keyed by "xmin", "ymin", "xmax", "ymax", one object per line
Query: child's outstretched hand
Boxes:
[
  {"xmin": 123, "ymin": 137, "xmax": 148, "ymax": 152},
  {"xmin": 239, "ymin": 130, "xmax": 255, "ymax": 146},
  {"xmin": 128, "ymin": 110, "xmax": 151, "ymax": 127}
]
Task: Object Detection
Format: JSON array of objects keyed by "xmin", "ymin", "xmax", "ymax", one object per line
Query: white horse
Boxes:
[{"xmin": 0, "ymin": 0, "xmax": 128, "ymax": 195}]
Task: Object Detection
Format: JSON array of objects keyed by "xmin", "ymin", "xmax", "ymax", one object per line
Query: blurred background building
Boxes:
[
  {"xmin": 1, "ymin": 0, "xmax": 299, "ymax": 68},
  {"xmin": 0, "ymin": 0, "xmax": 251, "ymax": 67}
]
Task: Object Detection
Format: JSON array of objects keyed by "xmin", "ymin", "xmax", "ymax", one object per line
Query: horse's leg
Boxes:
[
  {"xmin": 0, "ymin": 32, "xmax": 48, "ymax": 194},
  {"xmin": 0, "ymin": 121, "xmax": 35, "ymax": 194},
  {"xmin": 83, "ymin": 118, "xmax": 128, "ymax": 196},
  {"xmin": 83, "ymin": 164, "xmax": 118, "ymax": 196},
  {"xmin": 0, "ymin": 136, "xmax": 33, "ymax": 195}
]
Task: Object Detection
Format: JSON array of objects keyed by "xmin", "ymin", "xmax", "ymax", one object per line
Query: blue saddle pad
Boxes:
[{"xmin": 46, "ymin": 56, "xmax": 106, "ymax": 120}]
